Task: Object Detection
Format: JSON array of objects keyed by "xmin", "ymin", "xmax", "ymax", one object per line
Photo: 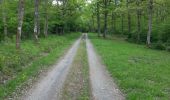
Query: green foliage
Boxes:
[
  {"xmin": 0, "ymin": 0, "xmax": 86, "ymax": 41},
  {"xmin": 151, "ymin": 41, "xmax": 166, "ymax": 50},
  {"xmin": 166, "ymin": 46, "xmax": 170, "ymax": 52},
  {"xmin": 87, "ymin": 0, "xmax": 170, "ymax": 51}
]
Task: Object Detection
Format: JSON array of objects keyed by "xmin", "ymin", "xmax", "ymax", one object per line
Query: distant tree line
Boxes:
[
  {"xmin": 0, "ymin": 0, "xmax": 86, "ymax": 49},
  {"xmin": 88, "ymin": 0, "xmax": 170, "ymax": 50}
]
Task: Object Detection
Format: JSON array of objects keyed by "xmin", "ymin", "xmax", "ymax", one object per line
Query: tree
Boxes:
[
  {"xmin": 113, "ymin": 0, "xmax": 118, "ymax": 33},
  {"xmin": 136, "ymin": 0, "xmax": 141, "ymax": 43},
  {"xmin": 2, "ymin": 0, "xmax": 7, "ymax": 39},
  {"xmin": 2, "ymin": 0, "xmax": 8, "ymax": 37},
  {"xmin": 44, "ymin": 0, "xmax": 48, "ymax": 37},
  {"xmin": 103, "ymin": 0, "xmax": 111, "ymax": 38},
  {"xmin": 127, "ymin": 0, "xmax": 131, "ymax": 33},
  {"xmin": 34, "ymin": 0, "xmax": 39, "ymax": 42},
  {"xmin": 147, "ymin": 0, "xmax": 153, "ymax": 46},
  {"xmin": 96, "ymin": 1, "xmax": 101, "ymax": 37},
  {"xmin": 121, "ymin": 13, "xmax": 124, "ymax": 33},
  {"xmin": 16, "ymin": 0, "xmax": 24, "ymax": 49}
]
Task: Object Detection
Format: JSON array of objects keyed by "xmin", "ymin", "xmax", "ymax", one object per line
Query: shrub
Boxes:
[
  {"xmin": 166, "ymin": 46, "xmax": 170, "ymax": 52},
  {"xmin": 151, "ymin": 41, "xmax": 166, "ymax": 50}
]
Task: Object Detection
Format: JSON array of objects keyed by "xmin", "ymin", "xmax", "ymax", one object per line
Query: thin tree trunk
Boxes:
[
  {"xmin": 34, "ymin": 0, "xmax": 39, "ymax": 42},
  {"xmin": 61, "ymin": 0, "xmax": 67, "ymax": 35},
  {"xmin": 121, "ymin": 14, "xmax": 124, "ymax": 33},
  {"xmin": 38, "ymin": 18, "xmax": 40, "ymax": 36},
  {"xmin": 137, "ymin": 0, "xmax": 141, "ymax": 43},
  {"xmin": 127, "ymin": 13, "xmax": 131, "ymax": 33},
  {"xmin": 44, "ymin": 0, "xmax": 48, "ymax": 37},
  {"xmin": 127, "ymin": 0, "xmax": 131, "ymax": 33},
  {"xmin": 114, "ymin": 0, "xmax": 117, "ymax": 33},
  {"xmin": 2, "ymin": 0, "xmax": 7, "ymax": 38},
  {"xmin": 92, "ymin": 15, "xmax": 95, "ymax": 32},
  {"xmin": 111, "ymin": 12, "xmax": 114, "ymax": 33},
  {"xmin": 97, "ymin": 2, "xmax": 101, "ymax": 37},
  {"xmin": 103, "ymin": 11, "xmax": 108, "ymax": 38},
  {"xmin": 114, "ymin": 15, "xmax": 116, "ymax": 33},
  {"xmin": 16, "ymin": 0, "xmax": 24, "ymax": 49},
  {"xmin": 103, "ymin": 0, "xmax": 108, "ymax": 38},
  {"xmin": 37, "ymin": 5, "xmax": 40, "ymax": 36},
  {"xmin": 147, "ymin": 0, "xmax": 153, "ymax": 46}
]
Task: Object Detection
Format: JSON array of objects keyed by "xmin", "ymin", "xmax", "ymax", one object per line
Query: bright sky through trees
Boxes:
[
  {"xmin": 86, "ymin": 0, "xmax": 92, "ymax": 4},
  {"xmin": 52, "ymin": 0, "xmax": 62, "ymax": 5}
]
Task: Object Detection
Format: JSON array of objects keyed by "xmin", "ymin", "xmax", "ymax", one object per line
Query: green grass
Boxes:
[
  {"xmin": 0, "ymin": 33, "xmax": 80, "ymax": 99},
  {"xmin": 89, "ymin": 33, "xmax": 170, "ymax": 100}
]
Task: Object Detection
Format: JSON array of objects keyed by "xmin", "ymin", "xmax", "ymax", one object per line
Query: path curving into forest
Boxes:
[{"xmin": 86, "ymin": 34, "xmax": 125, "ymax": 100}]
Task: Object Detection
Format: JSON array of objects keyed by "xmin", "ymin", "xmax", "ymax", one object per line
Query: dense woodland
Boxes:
[
  {"xmin": 0, "ymin": 0, "xmax": 170, "ymax": 99},
  {"xmin": 0, "ymin": 0, "xmax": 86, "ymax": 48},
  {"xmin": 0, "ymin": 0, "xmax": 170, "ymax": 50},
  {"xmin": 89, "ymin": 0, "xmax": 170, "ymax": 50}
]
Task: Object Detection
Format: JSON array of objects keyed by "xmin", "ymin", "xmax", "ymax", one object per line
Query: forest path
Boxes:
[
  {"xmin": 86, "ymin": 34, "xmax": 125, "ymax": 100},
  {"xmin": 18, "ymin": 33, "xmax": 124, "ymax": 100},
  {"xmin": 20, "ymin": 36, "xmax": 81, "ymax": 100}
]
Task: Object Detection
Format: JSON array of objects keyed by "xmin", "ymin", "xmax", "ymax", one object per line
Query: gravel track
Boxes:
[{"xmin": 19, "ymin": 34, "xmax": 125, "ymax": 100}]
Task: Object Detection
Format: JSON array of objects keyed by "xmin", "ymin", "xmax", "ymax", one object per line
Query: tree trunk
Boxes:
[
  {"xmin": 121, "ymin": 14, "xmax": 124, "ymax": 33},
  {"xmin": 127, "ymin": 0, "xmax": 131, "ymax": 33},
  {"xmin": 61, "ymin": 0, "xmax": 67, "ymax": 35},
  {"xmin": 114, "ymin": 0, "xmax": 117, "ymax": 33},
  {"xmin": 97, "ymin": 2, "xmax": 101, "ymax": 37},
  {"xmin": 114, "ymin": 16, "xmax": 116, "ymax": 33},
  {"xmin": 103, "ymin": 11, "xmax": 108, "ymax": 38},
  {"xmin": 16, "ymin": 0, "xmax": 24, "ymax": 49},
  {"xmin": 38, "ymin": 18, "xmax": 40, "ymax": 36},
  {"xmin": 137, "ymin": 0, "xmax": 141, "ymax": 43},
  {"xmin": 2, "ymin": 0, "xmax": 7, "ymax": 38},
  {"xmin": 92, "ymin": 15, "xmax": 95, "ymax": 32},
  {"xmin": 44, "ymin": 0, "xmax": 48, "ymax": 37},
  {"xmin": 34, "ymin": 0, "xmax": 39, "ymax": 42},
  {"xmin": 103, "ymin": 0, "xmax": 108, "ymax": 38},
  {"xmin": 147, "ymin": 0, "xmax": 153, "ymax": 46},
  {"xmin": 127, "ymin": 13, "xmax": 131, "ymax": 33},
  {"xmin": 111, "ymin": 12, "xmax": 114, "ymax": 33}
]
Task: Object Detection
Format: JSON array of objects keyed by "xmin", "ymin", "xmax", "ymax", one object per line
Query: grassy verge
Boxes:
[
  {"xmin": 61, "ymin": 39, "xmax": 90, "ymax": 100},
  {"xmin": 89, "ymin": 33, "xmax": 170, "ymax": 100},
  {"xmin": 0, "ymin": 33, "xmax": 80, "ymax": 99}
]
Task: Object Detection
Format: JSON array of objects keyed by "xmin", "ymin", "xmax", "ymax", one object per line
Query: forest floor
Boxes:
[{"xmin": 11, "ymin": 34, "xmax": 124, "ymax": 100}]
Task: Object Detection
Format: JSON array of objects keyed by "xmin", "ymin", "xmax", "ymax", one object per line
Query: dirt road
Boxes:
[{"xmin": 18, "ymin": 34, "xmax": 124, "ymax": 100}]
